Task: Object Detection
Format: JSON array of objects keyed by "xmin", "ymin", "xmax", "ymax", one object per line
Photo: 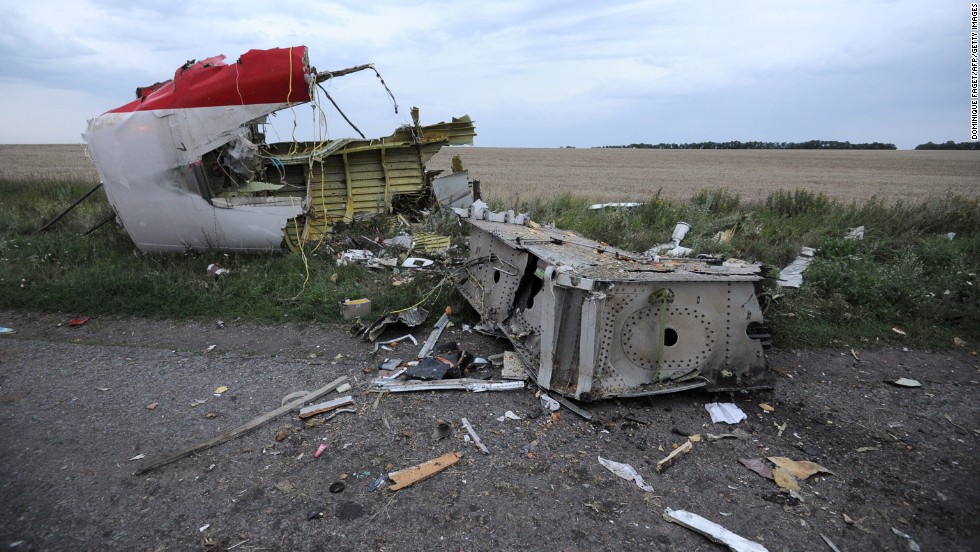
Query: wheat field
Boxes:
[{"xmin": 1, "ymin": 144, "xmax": 977, "ymax": 204}]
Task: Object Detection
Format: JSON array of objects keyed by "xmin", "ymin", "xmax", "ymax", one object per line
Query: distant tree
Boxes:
[
  {"xmin": 601, "ymin": 140, "xmax": 897, "ymax": 150},
  {"xmin": 914, "ymin": 141, "xmax": 979, "ymax": 150}
]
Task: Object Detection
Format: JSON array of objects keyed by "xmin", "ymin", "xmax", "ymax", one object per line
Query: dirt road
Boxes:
[{"xmin": 1, "ymin": 310, "xmax": 977, "ymax": 551}]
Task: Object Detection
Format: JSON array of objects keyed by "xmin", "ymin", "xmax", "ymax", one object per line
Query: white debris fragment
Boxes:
[
  {"xmin": 540, "ymin": 394, "xmax": 560, "ymax": 412},
  {"xmin": 891, "ymin": 527, "xmax": 922, "ymax": 551},
  {"xmin": 844, "ymin": 226, "xmax": 865, "ymax": 240},
  {"xmin": 777, "ymin": 246, "xmax": 816, "ymax": 288},
  {"xmin": 892, "ymin": 378, "xmax": 922, "ymax": 388},
  {"xmin": 198, "ymin": 523, "xmax": 210, "ymax": 532},
  {"xmin": 663, "ymin": 508, "xmax": 769, "ymax": 552},
  {"xmin": 597, "ymin": 456, "xmax": 655, "ymax": 492},
  {"xmin": 705, "ymin": 402, "xmax": 747, "ymax": 424},
  {"xmin": 129, "ymin": 454, "xmax": 145, "ymax": 461}
]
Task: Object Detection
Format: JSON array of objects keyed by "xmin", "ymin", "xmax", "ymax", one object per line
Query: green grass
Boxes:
[{"xmin": 2, "ymin": 179, "xmax": 978, "ymax": 349}]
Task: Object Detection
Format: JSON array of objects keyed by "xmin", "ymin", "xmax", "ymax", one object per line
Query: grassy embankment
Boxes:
[{"xmin": 1, "ymin": 179, "xmax": 977, "ymax": 349}]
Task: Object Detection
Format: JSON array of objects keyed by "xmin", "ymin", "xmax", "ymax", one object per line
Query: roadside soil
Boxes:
[{"xmin": 1, "ymin": 310, "xmax": 978, "ymax": 551}]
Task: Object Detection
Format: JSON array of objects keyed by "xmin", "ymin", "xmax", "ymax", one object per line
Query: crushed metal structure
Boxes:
[
  {"xmin": 455, "ymin": 210, "xmax": 772, "ymax": 401},
  {"xmin": 84, "ymin": 46, "xmax": 474, "ymax": 254}
]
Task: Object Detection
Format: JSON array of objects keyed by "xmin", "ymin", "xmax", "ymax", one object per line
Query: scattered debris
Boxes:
[
  {"xmin": 663, "ymin": 508, "xmax": 769, "ymax": 552},
  {"xmin": 329, "ymin": 482, "xmax": 345, "ymax": 493},
  {"xmin": 540, "ymin": 394, "xmax": 561, "ymax": 412},
  {"xmin": 705, "ymin": 403, "xmax": 747, "ymax": 424},
  {"xmin": 135, "ymin": 376, "xmax": 348, "ymax": 474},
  {"xmin": 656, "ymin": 439, "xmax": 693, "ymax": 473},
  {"xmin": 551, "ymin": 391, "xmax": 594, "ymax": 420},
  {"xmin": 953, "ymin": 337, "xmax": 966, "ymax": 347},
  {"xmin": 129, "ymin": 454, "xmax": 145, "ymax": 461},
  {"xmin": 213, "ymin": 386, "xmax": 228, "ymax": 395},
  {"xmin": 315, "ymin": 444, "xmax": 327, "ymax": 459},
  {"xmin": 299, "ymin": 396, "xmax": 355, "ymax": 419},
  {"xmin": 759, "ymin": 403, "xmax": 774, "ymax": 412},
  {"xmin": 432, "ymin": 419, "xmax": 452, "ymax": 440},
  {"xmin": 402, "ymin": 257, "xmax": 434, "ymax": 269},
  {"xmin": 497, "ymin": 411, "xmax": 522, "ymax": 421},
  {"xmin": 946, "ymin": 232, "xmax": 956, "ymax": 240},
  {"xmin": 0, "ymin": 327, "xmax": 15, "ymax": 335},
  {"xmin": 68, "ymin": 317, "xmax": 91, "ymax": 328},
  {"xmin": 274, "ymin": 479, "xmax": 296, "ymax": 494},
  {"xmin": 777, "ymin": 246, "xmax": 816, "ymax": 288},
  {"xmin": 643, "ymin": 221, "xmax": 694, "ymax": 257},
  {"xmin": 891, "ymin": 527, "xmax": 922, "ymax": 551},
  {"xmin": 418, "ymin": 313, "xmax": 450, "ymax": 359},
  {"xmin": 890, "ymin": 378, "xmax": 922, "ymax": 388},
  {"xmin": 340, "ymin": 299, "xmax": 372, "ymax": 321},
  {"xmin": 368, "ymin": 473, "xmax": 388, "ymax": 491},
  {"xmin": 739, "ymin": 458, "xmax": 774, "ymax": 480},
  {"xmin": 145, "ymin": 403, "xmax": 159, "ymax": 411},
  {"xmin": 500, "ymin": 351, "xmax": 528, "ymax": 380},
  {"xmin": 892, "ymin": 327, "xmax": 907, "ymax": 336},
  {"xmin": 706, "ymin": 429, "xmax": 751, "ymax": 441},
  {"xmin": 844, "ymin": 226, "xmax": 865, "ymax": 240},
  {"xmin": 597, "ymin": 456, "xmax": 655, "ymax": 492},
  {"xmin": 206, "ymin": 263, "xmax": 229, "ymax": 277},
  {"xmin": 820, "ymin": 533, "xmax": 842, "ymax": 552},
  {"xmin": 461, "ymin": 417, "xmax": 489, "ymax": 454},
  {"xmin": 198, "ymin": 524, "xmax": 210, "ymax": 533},
  {"xmin": 336, "ymin": 383, "xmax": 352, "ymax": 394},
  {"xmin": 364, "ymin": 306, "xmax": 428, "ymax": 342},
  {"xmin": 388, "ymin": 451, "xmax": 463, "ymax": 491},
  {"xmin": 589, "ymin": 202, "xmax": 642, "ymax": 210},
  {"xmin": 370, "ymin": 378, "xmax": 524, "ymax": 393}
]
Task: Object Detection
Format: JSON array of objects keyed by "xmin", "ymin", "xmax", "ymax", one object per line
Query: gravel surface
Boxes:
[{"xmin": 1, "ymin": 310, "xmax": 978, "ymax": 551}]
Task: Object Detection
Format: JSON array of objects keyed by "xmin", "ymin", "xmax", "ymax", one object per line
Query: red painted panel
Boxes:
[{"xmin": 108, "ymin": 46, "xmax": 311, "ymax": 113}]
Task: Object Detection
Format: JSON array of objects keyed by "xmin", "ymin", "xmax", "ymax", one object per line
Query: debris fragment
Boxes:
[
  {"xmin": 890, "ymin": 378, "xmax": 922, "ymax": 388},
  {"xmin": 500, "ymin": 351, "xmax": 528, "ymax": 380},
  {"xmin": 777, "ymin": 246, "xmax": 816, "ymax": 288},
  {"xmin": 551, "ymin": 394, "xmax": 594, "ymax": 420},
  {"xmin": 329, "ymin": 482, "xmax": 345, "ymax": 493},
  {"xmin": 706, "ymin": 429, "xmax": 751, "ymax": 441},
  {"xmin": 0, "ymin": 327, "xmax": 15, "ymax": 335},
  {"xmin": 418, "ymin": 313, "xmax": 450, "ymax": 359},
  {"xmin": 274, "ymin": 480, "xmax": 295, "ymax": 494},
  {"xmin": 844, "ymin": 226, "xmax": 864, "ymax": 240},
  {"xmin": 129, "ymin": 454, "xmax": 145, "ymax": 461},
  {"xmin": 364, "ymin": 306, "xmax": 428, "ymax": 342},
  {"xmin": 315, "ymin": 444, "xmax": 327, "ymax": 459},
  {"xmin": 850, "ymin": 348, "xmax": 860, "ymax": 361},
  {"xmin": 461, "ymin": 417, "xmax": 489, "ymax": 454},
  {"xmin": 663, "ymin": 508, "xmax": 769, "ymax": 552},
  {"xmin": 497, "ymin": 411, "xmax": 522, "ymax": 421},
  {"xmin": 340, "ymin": 298, "xmax": 372, "ymax": 321},
  {"xmin": 643, "ymin": 221, "xmax": 694, "ymax": 257},
  {"xmin": 656, "ymin": 439, "xmax": 693, "ymax": 473},
  {"xmin": 198, "ymin": 524, "xmax": 210, "ymax": 533},
  {"xmin": 388, "ymin": 451, "xmax": 463, "ymax": 491},
  {"xmin": 432, "ymin": 419, "xmax": 452, "ymax": 440},
  {"xmin": 597, "ymin": 456, "xmax": 655, "ymax": 492},
  {"xmin": 891, "ymin": 527, "xmax": 922, "ymax": 551},
  {"xmin": 368, "ymin": 473, "xmax": 388, "ymax": 491},
  {"xmin": 767, "ymin": 457, "xmax": 835, "ymax": 479},
  {"xmin": 759, "ymin": 403, "xmax": 774, "ymax": 412},
  {"xmin": 401, "ymin": 257, "xmax": 434, "ymax": 269},
  {"xmin": 145, "ymin": 403, "xmax": 159, "ymax": 411},
  {"xmin": 540, "ymin": 394, "xmax": 561, "ymax": 412},
  {"xmin": 705, "ymin": 403, "xmax": 747, "ymax": 424},
  {"xmin": 820, "ymin": 533, "xmax": 842, "ymax": 552},
  {"xmin": 67, "ymin": 317, "xmax": 91, "ymax": 327},
  {"xmin": 213, "ymin": 386, "xmax": 229, "ymax": 395},
  {"xmin": 370, "ymin": 378, "xmax": 524, "ymax": 393},
  {"xmin": 953, "ymin": 337, "xmax": 966, "ymax": 347},
  {"xmin": 590, "ymin": 202, "xmax": 642, "ymax": 210},
  {"xmin": 738, "ymin": 458, "xmax": 774, "ymax": 480},
  {"xmin": 206, "ymin": 263, "xmax": 229, "ymax": 277},
  {"xmin": 892, "ymin": 327, "xmax": 907, "ymax": 336},
  {"xmin": 336, "ymin": 383, "xmax": 352, "ymax": 394},
  {"xmin": 135, "ymin": 376, "xmax": 348, "ymax": 474},
  {"xmin": 299, "ymin": 396, "xmax": 355, "ymax": 419}
]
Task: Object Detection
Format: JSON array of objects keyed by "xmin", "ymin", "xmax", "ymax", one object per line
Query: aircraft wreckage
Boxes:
[
  {"xmin": 84, "ymin": 46, "xmax": 474, "ymax": 254},
  {"xmin": 85, "ymin": 46, "xmax": 771, "ymax": 399}
]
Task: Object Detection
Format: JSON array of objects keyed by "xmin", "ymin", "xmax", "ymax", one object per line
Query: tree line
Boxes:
[
  {"xmin": 602, "ymin": 140, "xmax": 897, "ymax": 150},
  {"xmin": 914, "ymin": 141, "xmax": 980, "ymax": 150}
]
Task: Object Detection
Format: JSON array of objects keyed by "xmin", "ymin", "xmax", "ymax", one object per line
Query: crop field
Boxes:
[{"xmin": 1, "ymin": 145, "xmax": 977, "ymax": 203}]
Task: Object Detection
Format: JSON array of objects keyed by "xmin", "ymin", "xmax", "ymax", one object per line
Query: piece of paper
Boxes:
[
  {"xmin": 705, "ymin": 403, "xmax": 747, "ymax": 424},
  {"xmin": 598, "ymin": 456, "xmax": 655, "ymax": 492}
]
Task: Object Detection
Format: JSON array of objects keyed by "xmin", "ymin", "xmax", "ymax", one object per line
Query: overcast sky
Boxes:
[{"xmin": 0, "ymin": 1, "xmax": 969, "ymax": 149}]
